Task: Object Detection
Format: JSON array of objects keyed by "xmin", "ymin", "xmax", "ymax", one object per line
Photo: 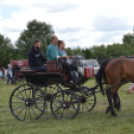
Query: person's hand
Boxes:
[
  {"xmin": 69, "ymin": 56, "xmax": 74, "ymax": 58},
  {"xmin": 63, "ymin": 56, "xmax": 69, "ymax": 59}
]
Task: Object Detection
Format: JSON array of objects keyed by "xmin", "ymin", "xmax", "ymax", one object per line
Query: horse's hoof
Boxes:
[
  {"xmin": 106, "ymin": 108, "xmax": 109, "ymax": 114},
  {"xmin": 111, "ymin": 113, "xmax": 117, "ymax": 117},
  {"xmin": 114, "ymin": 106, "xmax": 121, "ymax": 111},
  {"xmin": 114, "ymin": 114, "xmax": 117, "ymax": 117}
]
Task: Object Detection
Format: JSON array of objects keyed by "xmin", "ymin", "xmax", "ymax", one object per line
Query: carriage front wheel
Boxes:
[
  {"xmin": 50, "ymin": 90, "xmax": 80, "ymax": 120},
  {"xmin": 75, "ymin": 87, "xmax": 96, "ymax": 112},
  {"xmin": 9, "ymin": 84, "xmax": 45, "ymax": 121}
]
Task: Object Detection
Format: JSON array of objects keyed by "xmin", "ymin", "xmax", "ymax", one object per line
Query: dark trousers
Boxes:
[
  {"xmin": 7, "ymin": 75, "xmax": 12, "ymax": 84},
  {"xmin": 31, "ymin": 66, "xmax": 47, "ymax": 72},
  {"xmin": 61, "ymin": 62, "xmax": 77, "ymax": 76}
]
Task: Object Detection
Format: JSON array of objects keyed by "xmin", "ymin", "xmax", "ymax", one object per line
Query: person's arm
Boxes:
[
  {"xmin": 69, "ymin": 56, "xmax": 74, "ymax": 58},
  {"xmin": 58, "ymin": 56, "xmax": 69, "ymax": 59},
  {"xmin": 40, "ymin": 52, "xmax": 47, "ymax": 62}
]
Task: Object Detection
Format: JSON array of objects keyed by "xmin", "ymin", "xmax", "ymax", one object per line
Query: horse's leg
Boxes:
[
  {"xmin": 113, "ymin": 90, "xmax": 121, "ymax": 110},
  {"xmin": 106, "ymin": 84, "xmax": 122, "ymax": 116},
  {"xmin": 106, "ymin": 89, "xmax": 117, "ymax": 116}
]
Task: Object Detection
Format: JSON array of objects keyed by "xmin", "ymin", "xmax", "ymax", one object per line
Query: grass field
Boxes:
[{"xmin": 0, "ymin": 78, "xmax": 134, "ymax": 134}]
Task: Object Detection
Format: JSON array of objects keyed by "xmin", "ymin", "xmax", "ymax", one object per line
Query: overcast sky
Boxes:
[{"xmin": 0, "ymin": 0, "xmax": 134, "ymax": 48}]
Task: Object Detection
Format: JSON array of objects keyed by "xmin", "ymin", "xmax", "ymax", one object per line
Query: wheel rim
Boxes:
[
  {"xmin": 76, "ymin": 89, "xmax": 96, "ymax": 112},
  {"xmin": 40, "ymin": 84, "xmax": 62, "ymax": 113},
  {"xmin": 9, "ymin": 84, "xmax": 45, "ymax": 121},
  {"xmin": 51, "ymin": 90, "xmax": 80, "ymax": 120}
]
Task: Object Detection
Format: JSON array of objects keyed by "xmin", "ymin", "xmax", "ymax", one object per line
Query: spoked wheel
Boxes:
[
  {"xmin": 40, "ymin": 84, "xmax": 62, "ymax": 112},
  {"xmin": 75, "ymin": 87, "xmax": 96, "ymax": 112},
  {"xmin": 50, "ymin": 90, "xmax": 80, "ymax": 120},
  {"xmin": 9, "ymin": 84, "xmax": 45, "ymax": 121}
]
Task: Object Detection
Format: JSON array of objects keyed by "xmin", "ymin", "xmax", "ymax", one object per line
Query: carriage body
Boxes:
[{"xmin": 9, "ymin": 58, "xmax": 96, "ymax": 121}]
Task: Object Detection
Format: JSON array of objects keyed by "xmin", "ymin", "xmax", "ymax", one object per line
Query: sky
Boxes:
[{"xmin": 0, "ymin": 0, "xmax": 134, "ymax": 48}]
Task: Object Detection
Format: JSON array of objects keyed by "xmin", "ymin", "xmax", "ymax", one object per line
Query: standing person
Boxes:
[
  {"xmin": 2, "ymin": 67, "xmax": 6, "ymax": 81},
  {"xmin": 28, "ymin": 40, "xmax": 47, "ymax": 72},
  {"xmin": 46, "ymin": 35, "xmax": 77, "ymax": 82},
  {"xmin": 0, "ymin": 69, "xmax": 3, "ymax": 80},
  {"xmin": 7, "ymin": 64, "xmax": 12, "ymax": 84}
]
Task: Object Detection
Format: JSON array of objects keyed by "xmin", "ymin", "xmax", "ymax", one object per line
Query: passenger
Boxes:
[
  {"xmin": 46, "ymin": 35, "xmax": 77, "ymax": 82},
  {"xmin": 58, "ymin": 40, "xmax": 77, "ymax": 73},
  {"xmin": 28, "ymin": 40, "xmax": 47, "ymax": 72}
]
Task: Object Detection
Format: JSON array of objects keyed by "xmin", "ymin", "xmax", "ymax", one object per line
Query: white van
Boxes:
[{"xmin": 77, "ymin": 59, "xmax": 100, "ymax": 76}]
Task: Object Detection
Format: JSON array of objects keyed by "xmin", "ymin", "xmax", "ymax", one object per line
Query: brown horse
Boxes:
[{"xmin": 96, "ymin": 57, "xmax": 134, "ymax": 116}]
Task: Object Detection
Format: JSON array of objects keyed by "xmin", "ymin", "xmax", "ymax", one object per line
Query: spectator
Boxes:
[
  {"xmin": 2, "ymin": 67, "xmax": 6, "ymax": 81},
  {"xmin": 7, "ymin": 64, "xmax": 12, "ymax": 84},
  {"xmin": 0, "ymin": 69, "xmax": 3, "ymax": 80}
]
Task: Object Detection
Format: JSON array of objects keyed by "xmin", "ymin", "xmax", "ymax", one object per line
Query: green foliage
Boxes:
[
  {"xmin": 0, "ymin": 35, "xmax": 14, "ymax": 67},
  {"xmin": 122, "ymin": 33, "xmax": 134, "ymax": 44},
  {"xmin": 66, "ymin": 46, "xmax": 83, "ymax": 56},
  {"xmin": 15, "ymin": 19, "xmax": 54, "ymax": 58},
  {"xmin": 82, "ymin": 48, "xmax": 93, "ymax": 59},
  {"xmin": 66, "ymin": 47, "xmax": 73, "ymax": 56},
  {"xmin": 90, "ymin": 32, "xmax": 134, "ymax": 61}
]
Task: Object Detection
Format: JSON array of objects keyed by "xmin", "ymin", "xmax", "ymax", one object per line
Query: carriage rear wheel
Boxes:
[
  {"xmin": 9, "ymin": 84, "xmax": 45, "ymax": 121},
  {"xmin": 50, "ymin": 90, "xmax": 80, "ymax": 120}
]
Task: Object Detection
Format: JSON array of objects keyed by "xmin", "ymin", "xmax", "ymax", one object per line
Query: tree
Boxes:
[
  {"xmin": 82, "ymin": 48, "xmax": 93, "ymax": 59},
  {"xmin": 0, "ymin": 34, "xmax": 14, "ymax": 67},
  {"xmin": 73, "ymin": 47, "xmax": 82, "ymax": 56},
  {"xmin": 122, "ymin": 33, "xmax": 134, "ymax": 45},
  {"xmin": 12, "ymin": 49, "xmax": 25, "ymax": 60},
  {"xmin": 15, "ymin": 19, "xmax": 54, "ymax": 59},
  {"xmin": 66, "ymin": 47, "xmax": 73, "ymax": 56},
  {"xmin": 91, "ymin": 45, "xmax": 107, "ymax": 59}
]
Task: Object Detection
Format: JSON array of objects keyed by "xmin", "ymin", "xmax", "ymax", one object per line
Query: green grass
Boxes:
[{"xmin": 0, "ymin": 78, "xmax": 134, "ymax": 134}]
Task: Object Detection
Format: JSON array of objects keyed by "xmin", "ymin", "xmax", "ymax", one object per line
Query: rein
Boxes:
[
  {"xmin": 90, "ymin": 78, "xmax": 134, "ymax": 93},
  {"xmin": 100, "ymin": 78, "xmax": 134, "ymax": 92}
]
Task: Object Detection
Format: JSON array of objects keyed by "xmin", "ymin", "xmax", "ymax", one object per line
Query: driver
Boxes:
[{"xmin": 46, "ymin": 35, "xmax": 77, "ymax": 82}]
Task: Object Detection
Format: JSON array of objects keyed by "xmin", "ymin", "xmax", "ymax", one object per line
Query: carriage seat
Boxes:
[
  {"xmin": 20, "ymin": 60, "xmax": 62, "ymax": 73},
  {"xmin": 19, "ymin": 70, "xmax": 62, "ymax": 76},
  {"xmin": 46, "ymin": 60, "xmax": 62, "ymax": 72},
  {"xmin": 46, "ymin": 60, "xmax": 69, "ymax": 81},
  {"xmin": 19, "ymin": 60, "xmax": 69, "ymax": 81}
]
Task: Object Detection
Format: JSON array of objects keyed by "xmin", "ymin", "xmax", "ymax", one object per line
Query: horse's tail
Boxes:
[{"xmin": 96, "ymin": 59, "xmax": 110, "ymax": 95}]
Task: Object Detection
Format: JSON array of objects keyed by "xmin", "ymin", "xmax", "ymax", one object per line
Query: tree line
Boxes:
[{"xmin": 0, "ymin": 19, "xmax": 134, "ymax": 67}]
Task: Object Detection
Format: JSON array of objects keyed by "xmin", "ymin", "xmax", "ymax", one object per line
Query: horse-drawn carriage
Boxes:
[
  {"xmin": 10, "ymin": 56, "xmax": 134, "ymax": 121},
  {"xmin": 9, "ymin": 58, "xmax": 96, "ymax": 121}
]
